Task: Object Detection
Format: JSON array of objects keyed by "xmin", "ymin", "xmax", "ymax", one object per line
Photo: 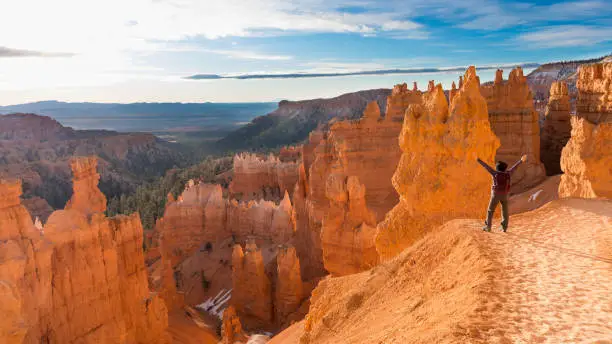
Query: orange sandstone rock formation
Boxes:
[
  {"xmin": 230, "ymin": 153, "xmax": 299, "ymax": 201},
  {"xmin": 559, "ymin": 62, "xmax": 612, "ymax": 199},
  {"xmin": 321, "ymin": 175, "xmax": 378, "ymax": 276},
  {"xmin": 376, "ymin": 66, "xmax": 500, "ymax": 261},
  {"xmin": 0, "ymin": 157, "xmax": 169, "ymax": 344},
  {"xmin": 575, "ymin": 62, "xmax": 612, "ymax": 123},
  {"xmin": 294, "ymin": 95, "xmax": 423, "ymax": 278},
  {"xmin": 541, "ymin": 81, "xmax": 572, "ymax": 175},
  {"xmin": 275, "ymin": 246, "xmax": 304, "ymax": 322},
  {"xmin": 559, "ymin": 117, "xmax": 612, "ymax": 198},
  {"xmin": 222, "ymin": 306, "xmax": 247, "ymax": 344},
  {"xmin": 481, "ymin": 68, "xmax": 546, "ymax": 191},
  {"xmin": 231, "ymin": 242, "xmax": 273, "ymax": 329},
  {"xmin": 64, "ymin": 156, "xmax": 107, "ymax": 215}
]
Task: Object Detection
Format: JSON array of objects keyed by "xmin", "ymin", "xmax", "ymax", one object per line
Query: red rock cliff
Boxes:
[
  {"xmin": 376, "ymin": 66, "xmax": 500, "ymax": 260},
  {"xmin": 0, "ymin": 158, "xmax": 169, "ymax": 343},
  {"xmin": 481, "ymin": 68, "xmax": 546, "ymax": 191}
]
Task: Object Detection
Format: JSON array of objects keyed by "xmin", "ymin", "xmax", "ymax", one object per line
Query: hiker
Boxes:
[{"xmin": 476, "ymin": 154, "xmax": 527, "ymax": 232}]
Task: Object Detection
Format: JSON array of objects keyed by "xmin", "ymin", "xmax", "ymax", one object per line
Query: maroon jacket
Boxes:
[{"xmin": 477, "ymin": 158, "xmax": 523, "ymax": 195}]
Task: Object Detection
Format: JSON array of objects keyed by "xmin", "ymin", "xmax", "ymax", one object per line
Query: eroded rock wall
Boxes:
[
  {"xmin": 481, "ymin": 68, "xmax": 546, "ymax": 191},
  {"xmin": 541, "ymin": 81, "xmax": 572, "ymax": 175},
  {"xmin": 376, "ymin": 67, "xmax": 500, "ymax": 261},
  {"xmin": 230, "ymin": 153, "xmax": 299, "ymax": 201},
  {"xmin": 575, "ymin": 63, "xmax": 612, "ymax": 124},
  {"xmin": 559, "ymin": 62, "xmax": 612, "ymax": 199},
  {"xmin": 0, "ymin": 157, "xmax": 168, "ymax": 344}
]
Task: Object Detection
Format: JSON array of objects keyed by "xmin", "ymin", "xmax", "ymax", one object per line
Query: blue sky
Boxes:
[{"xmin": 0, "ymin": 0, "xmax": 611, "ymax": 104}]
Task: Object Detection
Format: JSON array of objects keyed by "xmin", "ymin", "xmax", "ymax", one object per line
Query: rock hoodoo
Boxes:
[
  {"xmin": 480, "ymin": 67, "xmax": 546, "ymax": 191},
  {"xmin": 0, "ymin": 157, "xmax": 169, "ymax": 344},
  {"xmin": 559, "ymin": 62, "xmax": 612, "ymax": 198},
  {"xmin": 64, "ymin": 156, "xmax": 107, "ymax": 215},
  {"xmin": 541, "ymin": 81, "xmax": 572, "ymax": 175},
  {"xmin": 321, "ymin": 175, "xmax": 378, "ymax": 276},
  {"xmin": 376, "ymin": 66, "xmax": 500, "ymax": 261},
  {"xmin": 275, "ymin": 246, "xmax": 304, "ymax": 323},
  {"xmin": 231, "ymin": 241, "xmax": 273, "ymax": 329}
]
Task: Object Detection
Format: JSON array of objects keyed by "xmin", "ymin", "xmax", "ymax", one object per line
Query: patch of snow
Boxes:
[
  {"xmin": 195, "ymin": 288, "xmax": 232, "ymax": 320},
  {"xmin": 528, "ymin": 189, "xmax": 544, "ymax": 202}
]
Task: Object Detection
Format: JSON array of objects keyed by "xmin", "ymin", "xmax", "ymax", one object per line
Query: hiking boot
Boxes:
[
  {"xmin": 501, "ymin": 227, "xmax": 507, "ymax": 233},
  {"xmin": 482, "ymin": 225, "xmax": 491, "ymax": 232}
]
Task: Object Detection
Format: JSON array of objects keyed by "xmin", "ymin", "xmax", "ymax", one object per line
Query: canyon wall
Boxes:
[
  {"xmin": 230, "ymin": 153, "xmax": 299, "ymax": 201},
  {"xmin": 559, "ymin": 63, "xmax": 612, "ymax": 199},
  {"xmin": 541, "ymin": 81, "xmax": 572, "ymax": 175},
  {"xmin": 0, "ymin": 156, "xmax": 168, "ymax": 344},
  {"xmin": 481, "ymin": 68, "xmax": 546, "ymax": 191},
  {"xmin": 376, "ymin": 67, "xmax": 500, "ymax": 261}
]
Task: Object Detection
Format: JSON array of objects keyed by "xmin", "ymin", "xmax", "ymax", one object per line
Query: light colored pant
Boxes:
[{"xmin": 485, "ymin": 191, "xmax": 509, "ymax": 230}]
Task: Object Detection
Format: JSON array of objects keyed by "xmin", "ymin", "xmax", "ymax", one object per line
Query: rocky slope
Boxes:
[
  {"xmin": 541, "ymin": 81, "xmax": 572, "ymax": 175},
  {"xmin": 0, "ymin": 113, "xmax": 187, "ymax": 220},
  {"xmin": 216, "ymin": 89, "xmax": 391, "ymax": 151},
  {"xmin": 0, "ymin": 156, "xmax": 169, "ymax": 343}
]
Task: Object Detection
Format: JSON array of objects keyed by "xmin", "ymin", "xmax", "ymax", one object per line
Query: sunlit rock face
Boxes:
[
  {"xmin": 376, "ymin": 66, "xmax": 500, "ymax": 261},
  {"xmin": 559, "ymin": 62, "xmax": 612, "ymax": 199},
  {"xmin": 230, "ymin": 153, "xmax": 299, "ymax": 201},
  {"xmin": 575, "ymin": 62, "xmax": 612, "ymax": 124},
  {"xmin": 559, "ymin": 117, "xmax": 612, "ymax": 198},
  {"xmin": 0, "ymin": 157, "xmax": 169, "ymax": 344},
  {"xmin": 481, "ymin": 68, "xmax": 546, "ymax": 192},
  {"xmin": 64, "ymin": 156, "xmax": 107, "ymax": 215},
  {"xmin": 541, "ymin": 81, "xmax": 572, "ymax": 175}
]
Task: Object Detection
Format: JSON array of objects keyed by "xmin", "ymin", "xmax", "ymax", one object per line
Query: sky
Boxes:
[{"xmin": 0, "ymin": 0, "xmax": 611, "ymax": 104}]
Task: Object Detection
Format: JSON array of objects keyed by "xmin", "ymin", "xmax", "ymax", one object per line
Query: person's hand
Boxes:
[{"xmin": 521, "ymin": 154, "xmax": 528, "ymax": 163}]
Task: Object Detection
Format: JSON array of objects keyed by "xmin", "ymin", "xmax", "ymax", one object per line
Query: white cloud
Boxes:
[
  {"xmin": 518, "ymin": 25, "xmax": 612, "ymax": 48},
  {"xmin": 205, "ymin": 49, "xmax": 293, "ymax": 61}
]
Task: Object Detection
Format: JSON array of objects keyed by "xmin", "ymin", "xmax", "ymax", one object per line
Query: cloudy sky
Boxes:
[{"xmin": 1, "ymin": 0, "xmax": 611, "ymax": 104}]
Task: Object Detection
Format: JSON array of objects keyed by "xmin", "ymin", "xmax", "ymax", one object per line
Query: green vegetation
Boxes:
[{"xmin": 106, "ymin": 156, "xmax": 232, "ymax": 230}]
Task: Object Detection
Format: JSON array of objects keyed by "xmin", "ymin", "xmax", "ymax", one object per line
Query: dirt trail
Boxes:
[{"xmin": 465, "ymin": 198, "xmax": 612, "ymax": 343}]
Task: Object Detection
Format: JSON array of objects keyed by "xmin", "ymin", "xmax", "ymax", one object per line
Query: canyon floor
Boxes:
[{"xmin": 270, "ymin": 198, "xmax": 612, "ymax": 344}]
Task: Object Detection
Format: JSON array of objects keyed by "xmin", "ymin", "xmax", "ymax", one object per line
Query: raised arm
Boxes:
[
  {"xmin": 477, "ymin": 158, "xmax": 496, "ymax": 175},
  {"xmin": 508, "ymin": 154, "xmax": 527, "ymax": 174}
]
